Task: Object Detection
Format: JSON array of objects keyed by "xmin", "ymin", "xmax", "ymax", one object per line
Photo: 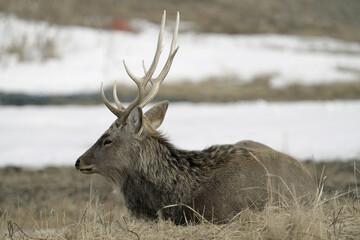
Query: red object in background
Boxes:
[{"xmin": 111, "ymin": 19, "xmax": 132, "ymax": 32}]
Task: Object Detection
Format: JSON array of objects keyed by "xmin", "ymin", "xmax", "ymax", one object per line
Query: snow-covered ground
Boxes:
[
  {"xmin": 1, "ymin": 13, "xmax": 360, "ymax": 94},
  {"xmin": 0, "ymin": 101, "xmax": 359, "ymax": 168}
]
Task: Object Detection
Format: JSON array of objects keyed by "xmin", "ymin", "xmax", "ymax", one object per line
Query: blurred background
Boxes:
[{"xmin": 0, "ymin": 0, "xmax": 360, "ymax": 166}]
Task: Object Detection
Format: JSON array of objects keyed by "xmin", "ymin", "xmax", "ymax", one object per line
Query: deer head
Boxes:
[{"xmin": 75, "ymin": 11, "xmax": 179, "ymax": 178}]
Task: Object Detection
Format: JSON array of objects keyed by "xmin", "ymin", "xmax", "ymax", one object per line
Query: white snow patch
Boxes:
[
  {"xmin": 1, "ymin": 14, "xmax": 360, "ymax": 94},
  {"xmin": 0, "ymin": 101, "xmax": 359, "ymax": 168}
]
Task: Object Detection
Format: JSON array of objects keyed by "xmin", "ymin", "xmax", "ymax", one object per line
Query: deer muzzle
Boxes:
[{"xmin": 75, "ymin": 158, "xmax": 95, "ymax": 174}]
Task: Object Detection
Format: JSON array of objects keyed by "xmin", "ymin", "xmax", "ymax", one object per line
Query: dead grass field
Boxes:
[
  {"xmin": 1, "ymin": 0, "xmax": 360, "ymax": 42},
  {"xmin": 129, "ymin": 76, "xmax": 360, "ymax": 103},
  {"xmin": 2, "ymin": 77, "xmax": 360, "ymax": 106},
  {"xmin": 0, "ymin": 160, "xmax": 359, "ymax": 239}
]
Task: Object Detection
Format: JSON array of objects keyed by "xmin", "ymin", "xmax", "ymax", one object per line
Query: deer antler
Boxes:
[{"xmin": 101, "ymin": 10, "xmax": 179, "ymax": 122}]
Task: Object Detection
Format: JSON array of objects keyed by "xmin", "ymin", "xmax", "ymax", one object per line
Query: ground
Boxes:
[{"xmin": 0, "ymin": 161, "xmax": 359, "ymax": 239}]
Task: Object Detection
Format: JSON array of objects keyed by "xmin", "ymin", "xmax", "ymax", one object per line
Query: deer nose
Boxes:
[{"xmin": 75, "ymin": 158, "xmax": 80, "ymax": 169}]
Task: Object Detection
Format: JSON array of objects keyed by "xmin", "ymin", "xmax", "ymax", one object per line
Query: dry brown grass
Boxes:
[
  {"xmin": 108, "ymin": 76, "xmax": 360, "ymax": 103},
  {"xmin": 2, "ymin": 185, "xmax": 360, "ymax": 239},
  {"xmin": 1, "ymin": 0, "xmax": 360, "ymax": 42},
  {"xmin": 0, "ymin": 161, "xmax": 359, "ymax": 239},
  {"xmin": 3, "ymin": 76, "xmax": 360, "ymax": 106}
]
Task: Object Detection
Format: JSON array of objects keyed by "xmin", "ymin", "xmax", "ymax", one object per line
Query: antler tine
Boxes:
[
  {"xmin": 140, "ymin": 11, "xmax": 180, "ymax": 108},
  {"xmin": 142, "ymin": 60, "xmax": 147, "ymax": 75},
  {"xmin": 113, "ymin": 81, "xmax": 126, "ymax": 111},
  {"xmin": 170, "ymin": 12, "xmax": 180, "ymax": 58},
  {"xmin": 101, "ymin": 82, "xmax": 122, "ymax": 118}
]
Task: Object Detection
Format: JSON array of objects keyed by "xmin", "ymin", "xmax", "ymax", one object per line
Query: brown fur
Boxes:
[
  {"xmin": 76, "ymin": 102, "xmax": 316, "ymax": 224},
  {"xmin": 75, "ymin": 11, "xmax": 316, "ymax": 224}
]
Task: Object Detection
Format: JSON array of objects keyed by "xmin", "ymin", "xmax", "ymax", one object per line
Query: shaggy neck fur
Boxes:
[{"xmin": 114, "ymin": 132, "xmax": 236, "ymax": 223}]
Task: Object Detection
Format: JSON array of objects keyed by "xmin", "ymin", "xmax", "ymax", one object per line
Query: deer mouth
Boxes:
[{"xmin": 79, "ymin": 166, "xmax": 95, "ymax": 174}]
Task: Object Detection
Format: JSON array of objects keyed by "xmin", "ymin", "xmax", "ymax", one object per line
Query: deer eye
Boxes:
[{"xmin": 103, "ymin": 139, "xmax": 113, "ymax": 146}]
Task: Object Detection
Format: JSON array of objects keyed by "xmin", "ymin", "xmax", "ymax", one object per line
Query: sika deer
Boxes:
[{"xmin": 75, "ymin": 11, "xmax": 316, "ymax": 224}]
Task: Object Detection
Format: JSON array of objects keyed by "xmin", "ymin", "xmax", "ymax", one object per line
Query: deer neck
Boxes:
[
  {"xmin": 135, "ymin": 134, "xmax": 229, "ymax": 188},
  {"xmin": 133, "ymin": 134, "xmax": 238, "ymax": 186},
  {"xmin": 117, "ymin": 135, "xmax": 235, "ymax": 220}
]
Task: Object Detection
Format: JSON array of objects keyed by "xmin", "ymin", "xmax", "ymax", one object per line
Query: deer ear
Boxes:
[
  {"xmin": 144, "ymin": 101, "xmax": 169, "ymax": 129},
  {"xmin": 127, "ymin": 106, "xmax": 143, "ymax": 134}
]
